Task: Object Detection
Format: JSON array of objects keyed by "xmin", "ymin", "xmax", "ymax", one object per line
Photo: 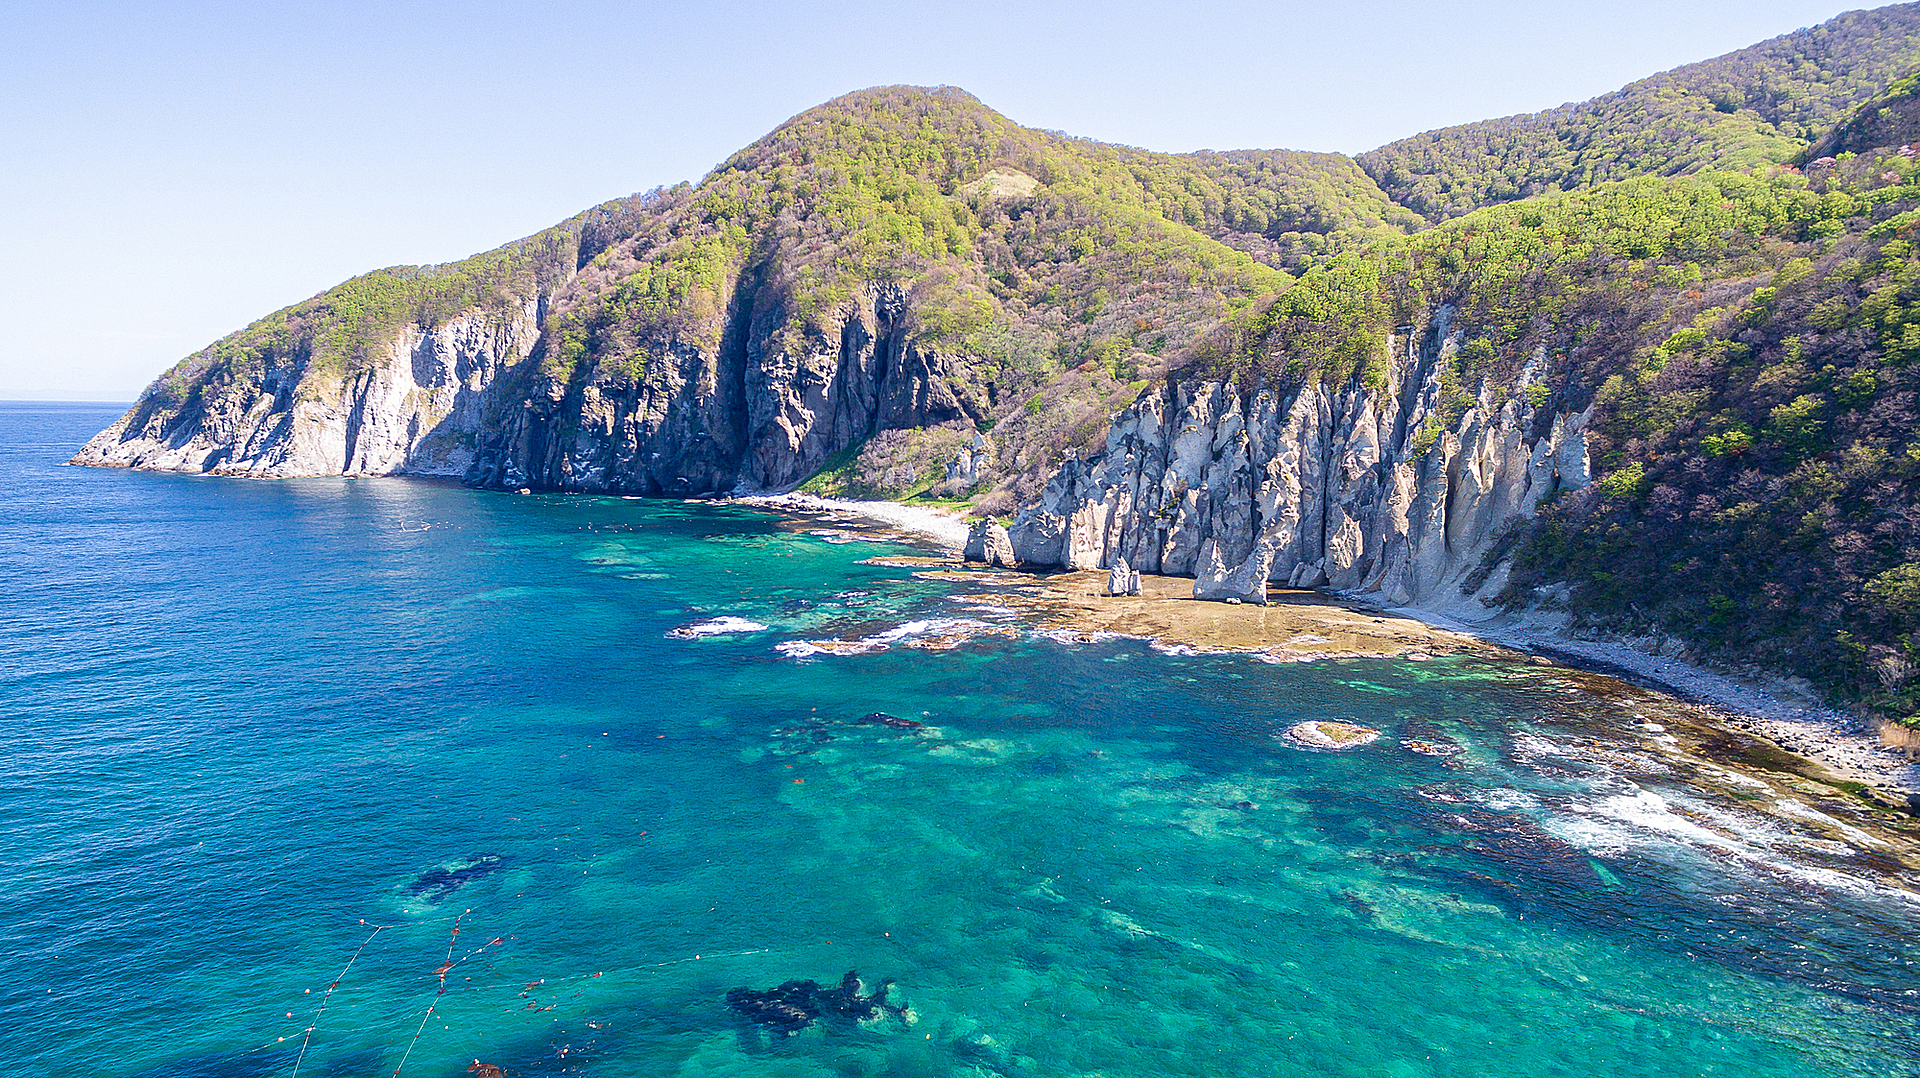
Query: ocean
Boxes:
[{"xmin": 4, "ymin": 400, "xmax": 1918, "ymax": 1077}]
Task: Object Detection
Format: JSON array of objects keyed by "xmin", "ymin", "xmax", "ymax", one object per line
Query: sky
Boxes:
[{"xmin": 0, "ymin": 0, "xmax": 1875, "ymax": 399}]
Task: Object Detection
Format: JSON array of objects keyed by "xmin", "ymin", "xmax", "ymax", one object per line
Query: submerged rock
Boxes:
[
  {"xmin": 860, "ymin": 711, "xmax": 926, "ymax": 730},
  {"xmin": 407, "ymin": 854, "xmax": 503, "ymax": 902},
  {"xmin": 726, "ymin": 970, "xmax": 907, "ymax": 1035}
]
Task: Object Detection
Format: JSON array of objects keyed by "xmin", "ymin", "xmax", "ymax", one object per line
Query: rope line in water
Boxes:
[
  {"xmin": 389, "ymin": 909, "xmax": 469, "ymax": 1077},
  {"xmin": 455, "ymin": 947, "xmax": 777, "ymax": 992},
  {"xmin": 290, "ymin": 919, "xmax": 388, "ymax": 1078},
  {"xmin": 244, "ymin": 917, "xmax": 499, "ymax": 1059},
  {"xmin": 250, "ymin": 907, "xmax": 777, "ymax": 1070}
]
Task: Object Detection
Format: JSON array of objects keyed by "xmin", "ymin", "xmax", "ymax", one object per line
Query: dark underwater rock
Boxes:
[
  {"xmin": 726, "ymin": 970, "xmax": 906, "ymax": 1035},
  {"xmin": 407, "ymin": 854, "xmax": 503, "ymax": 902}
]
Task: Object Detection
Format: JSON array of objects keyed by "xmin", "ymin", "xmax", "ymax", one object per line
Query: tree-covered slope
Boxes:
[
  {"xmin": 481, "ymin": 85, "xmax": 1388, "ymax": 497},
  {"xmin": 1496, "ymin": 153, "xmax": 1920, "ymax": 723},
  {"xmin": 1804, "ymin": 71, "xmax": 1920, "ymax": 159},
  {"xmin": 1358, "ymin": 3, "xmax": 1920, "ymax": 222},
  {"xmin": 1162, "ymin": 134, "xmax": 1920, "ymax": 720}
]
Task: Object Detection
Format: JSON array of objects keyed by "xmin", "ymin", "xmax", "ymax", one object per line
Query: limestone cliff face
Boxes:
[
  {"xmin": 976, "ymin": 307, "xmax": 1593, "ymax": 613},
  {"xmin": 74, "ymin": 279, "xmax": 981, "ymax": 496},
  {"xmin": 70, "ymin": 302, "xmax": 540, "ymax": 479},
  {"xmin": 468, "ymin": 281, "xmax": 980, "ymax": 494}
]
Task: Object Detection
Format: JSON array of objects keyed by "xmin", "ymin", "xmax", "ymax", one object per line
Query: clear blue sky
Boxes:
[{"xmin": 0, "ymin": 0, "xmax": 1872, "ymax": 399}]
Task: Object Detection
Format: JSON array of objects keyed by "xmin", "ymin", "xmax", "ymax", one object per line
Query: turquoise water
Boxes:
[{"xmin": 5, "ymin": 401, "xmax": 1920, "ymax": 1078}]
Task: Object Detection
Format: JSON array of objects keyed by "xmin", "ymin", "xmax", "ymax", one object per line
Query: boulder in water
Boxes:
[
  {"xmin": 1283, "ymin": 720, "xmax": 1381, "ymax": 750},
  {"xmin": 1405, "ymin": 738, "xmax": 1463, "ymax": 757}
]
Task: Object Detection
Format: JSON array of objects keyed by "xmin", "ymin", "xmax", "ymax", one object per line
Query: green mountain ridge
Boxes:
[
  {"xmin": 73, "ymin": 3, "xmax": 1920, "ymax": 724},
  {"xmin": 1359, "ymin": 2, "xmax": 1920, "ymax": 220}
]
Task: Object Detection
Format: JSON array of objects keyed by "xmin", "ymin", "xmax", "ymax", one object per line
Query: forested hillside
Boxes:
[
  {"xmin": 87, "ymin": 86, "xmax": 1421, "ymax": 507},
  {"xmin": 1805, "ymin": 71, "xmax": 1920, "ymax": 159},
  {"xmin": 1358, "ymin": 4, "xmax": 1920, "ymax": 221}
]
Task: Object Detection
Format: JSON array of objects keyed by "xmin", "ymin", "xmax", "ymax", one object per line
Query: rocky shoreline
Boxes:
[
  {"xmin": 767, "ymin": 494, "xmax": 1920, "ymax": 805},
  {"xmin": 1375, "ymin": 602, "xmax": 1920, "ymax": 800}
]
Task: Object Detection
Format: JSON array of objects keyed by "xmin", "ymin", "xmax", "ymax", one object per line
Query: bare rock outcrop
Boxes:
[
  {"xmin": 989, "ymin": 309, "xmax": 1593, "ymax": 616},
  {"xmin": 70, "ymin": 303, "xmax": 540, "ymax": 478}
]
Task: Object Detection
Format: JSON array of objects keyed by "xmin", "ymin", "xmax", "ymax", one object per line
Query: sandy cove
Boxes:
[{"xmin": 730, "ymin": 493, "xmax": 971, "ymax": 550}]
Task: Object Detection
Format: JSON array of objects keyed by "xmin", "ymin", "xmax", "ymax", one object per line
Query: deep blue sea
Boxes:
[{"xmin": 6, "ymin": 400, "xmax": 1920, "ymax": 1077}]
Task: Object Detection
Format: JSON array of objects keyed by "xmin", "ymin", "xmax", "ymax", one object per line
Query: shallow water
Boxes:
[{"xmin": 4, "ymin": 401, "xmax": 1919, "ymax": 1077}]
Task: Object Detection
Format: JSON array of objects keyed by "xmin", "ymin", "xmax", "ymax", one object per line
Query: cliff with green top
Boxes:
[{"xmin": 75, "ymin": 3, "xmax": 1920, "ymax": 721}]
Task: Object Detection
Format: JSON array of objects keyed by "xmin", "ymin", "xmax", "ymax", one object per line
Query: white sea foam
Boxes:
[
  {"xmin": 808, "ymin": 528, "xmax": 890, "ymax": 544},
  {"xmin": 1533, "ymin": 780, "xmax": 1920, "ymax": 904},
  {"xmin": 775, "ymin": 617, "xmax": 1002, "ymax": 659},
  {"xmin": 667, "ymin": 616, "xmax": 769, "ymax": 639},
  {"xmin": 1510, "ymin": 733, "xmax": 1575, "ymax": 760},
  {"xmin": 1551, "ymin": 788, "xmax": 1739, "ymax": 856},
  {"xmin": 774, "ymin": 640, "xmax": 843, "ymax": 658},
  {"xmin": 1035, "ymin": 628, "xmax": 1141, "ymax": 646},
  {"xmin": 1773, "ymin": 799, "xmax": 1887, "ymax": 847},
  {"xmin": 1697, "ymin": 766, "xmax": 1774, "ymax": 791},
  {"xmin": 1148, "ymin": 639, "xmax": 1237, "ymax": 658},
  {"xmin": 1475, "ymin": 788, "xmax": 1542, "ymax": 814},
  {"xmin": 944, "ymin": 595, "xmax": 1018, "ymax": 617},
  {"xmin": 1773, "ymin": 797, "xmax": 1842, "ymax": 826}
]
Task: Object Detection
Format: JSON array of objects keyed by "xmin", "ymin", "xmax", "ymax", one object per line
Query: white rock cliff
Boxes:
[{"xmin": 972, "ymin": 310, "xmax": 1593, "ymax": 615}]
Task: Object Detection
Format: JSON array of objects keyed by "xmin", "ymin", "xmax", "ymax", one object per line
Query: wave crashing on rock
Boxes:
[{"xmin": 668, "ymin": 616, "xmax": 770, "ymax": 639}]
